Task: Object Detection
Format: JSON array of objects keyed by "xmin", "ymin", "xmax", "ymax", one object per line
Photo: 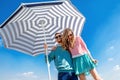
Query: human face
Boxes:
[
  {"xmin": 68, "ymin": 31, "xmax": 73, "ymax": 40},
  {"xmin": 55, "ymin": 34, "xmax": 62, "ymax": 43}
]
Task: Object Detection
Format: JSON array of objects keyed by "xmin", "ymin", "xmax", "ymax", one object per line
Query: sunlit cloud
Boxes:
[
  {"xmin": 108, "ymin": 58, "xmax": 114, "ymax": 61},
  {"xmin": 14, "ymin": 72, "xmax": 39, "ymax": 80},
  {"xmin": 21, "ymin": 72, "xmax": 38, "ymax": 78},
  {"xmin": 113, "ymin": 65, "xmax": 120, "ymax": 71},
  {"xmin": 105, "ymin": 43, "xmax": 115, "ymax": 54},
  {"xmin": 104, "ymin": 40, "xmax": 120, "ymax": 55},
  {"xmin": 109, "ymin": 46, "xmax": 114, "ymax": 50}
]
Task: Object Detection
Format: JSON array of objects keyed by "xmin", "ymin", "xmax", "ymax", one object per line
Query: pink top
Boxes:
[{"xmin": 69, "ymin": 36, "xmax": 90, "ymax": 58}]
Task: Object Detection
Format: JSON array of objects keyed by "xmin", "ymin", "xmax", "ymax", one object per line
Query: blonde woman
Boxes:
[{"xmin": 62, "ymin": 28, "xmax": 102, "ymax": 80}]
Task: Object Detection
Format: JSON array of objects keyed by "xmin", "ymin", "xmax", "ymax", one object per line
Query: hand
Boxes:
[
  {"xmin": 51, "ymin": 46, "xmax": 57, "ymax": 50},
  {"xmin": 44, "ymin": 43, "xmax": 48, "ymax": 49},
  {"xmin": 92, "ymin": 59, "xmax": 98, "ymax": 64}
]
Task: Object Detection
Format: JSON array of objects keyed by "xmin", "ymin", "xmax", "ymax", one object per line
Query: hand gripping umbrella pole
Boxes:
[{"xmin": 41, "ymin": 20, "xmax": 51, "ymax": 80}]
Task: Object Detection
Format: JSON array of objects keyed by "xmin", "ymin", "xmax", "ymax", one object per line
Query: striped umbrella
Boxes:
[{"xmin": 0, "ymin": 0, "xmax": 85, "ymax": 80}]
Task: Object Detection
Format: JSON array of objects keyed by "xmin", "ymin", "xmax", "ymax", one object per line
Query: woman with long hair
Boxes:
[{"xmin": 62, "ymin": 28, "xmax": 102, "ymax": 80}]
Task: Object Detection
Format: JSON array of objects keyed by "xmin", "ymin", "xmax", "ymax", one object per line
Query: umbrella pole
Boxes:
[
  {"xmin": 42, "ymin": 24, "xmax": 52, "ymax": 80},
  {"xmin": 45, "ymin": 47, "xmax": 51, "ymax": 80}
]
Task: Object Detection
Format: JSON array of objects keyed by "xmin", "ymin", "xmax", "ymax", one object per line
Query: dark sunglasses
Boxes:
[
  {"xmin": 55, "ymin": 35, "xmax": 61, "ymax": 39},
  {"xmin": 68, "ymin": 34, "xmax": 73, "ymax": 37}
]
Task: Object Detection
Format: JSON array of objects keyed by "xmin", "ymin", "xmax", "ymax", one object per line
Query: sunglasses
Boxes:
[
  {"xmin": 68, "ymin": 34, "xmax": 73, "ymax": 37},
  {"xmin": 55, "ymin": 35, "xmax": 61, "ymax": 39}
]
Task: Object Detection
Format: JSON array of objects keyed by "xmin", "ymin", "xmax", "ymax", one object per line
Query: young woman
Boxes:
[{"xmin": 62, "ymin": 28, "xmax": 102, "ymax": 80}]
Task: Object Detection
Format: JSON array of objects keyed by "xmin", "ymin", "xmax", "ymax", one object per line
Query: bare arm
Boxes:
[{"xmin": 80, "ymin": 37, "xmax": 97, "ymax": 63}]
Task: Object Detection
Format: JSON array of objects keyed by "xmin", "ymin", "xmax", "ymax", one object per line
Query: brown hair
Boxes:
[
  {"xmin": 62, "ymin": 28, "xmax": 75, "ymax": 50},
  {"xmin": 55, "ymin": 32, "xmax": 61, "ymax": 36}
]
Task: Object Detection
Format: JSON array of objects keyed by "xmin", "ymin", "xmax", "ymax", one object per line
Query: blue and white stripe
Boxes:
[{"xmin": 0, "ymin": 0, "xmax": 85, "ymax": 56}]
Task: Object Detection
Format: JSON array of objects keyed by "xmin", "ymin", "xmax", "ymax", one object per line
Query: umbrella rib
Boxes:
[
  {"xmin": 1, "ymin": 6, "xmax": 24, "ymax": 28},
  {"xmin": 24, "ymin": 1, "xmax": 63, "ymax": 7}
]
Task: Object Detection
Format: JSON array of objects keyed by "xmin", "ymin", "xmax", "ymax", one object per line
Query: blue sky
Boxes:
[{"xmin": 0, "ymin": 0, "xmax": 120, "ymax": 80}]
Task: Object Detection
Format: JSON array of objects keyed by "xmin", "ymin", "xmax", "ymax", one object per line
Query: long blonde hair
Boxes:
[{"xmin": 62, "ymin": 28, "xmax": 75, "ymax": 50}]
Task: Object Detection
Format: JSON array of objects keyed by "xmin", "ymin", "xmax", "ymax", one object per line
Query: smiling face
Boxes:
[
  {"xmin": 55, "ymin": 33, "xmax": 62, "ymax": 43},
  {"xmin": 67, "ymin": 31, "xmax": 73, "ymax": 40},
  {"xmin": 61, "ymin": 28, "xmax": 75, "ymax": 49}
]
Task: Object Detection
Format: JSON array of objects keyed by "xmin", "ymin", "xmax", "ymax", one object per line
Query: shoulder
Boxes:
[
  {"xmin": 76, "ymin": 36, "xmax": 82, "ymax": 38},
  {"xmin": 75, "ymin": 36, "xmax": 84, "ymax": 44},
  {"xmin": 76, "ymin": 36, "xmax": 82, "ymax": 41}
]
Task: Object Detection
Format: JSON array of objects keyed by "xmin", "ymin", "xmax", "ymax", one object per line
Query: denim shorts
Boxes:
[{"xmin": 58, "ymin": 72, "xmax": 78, "ymax": 80}]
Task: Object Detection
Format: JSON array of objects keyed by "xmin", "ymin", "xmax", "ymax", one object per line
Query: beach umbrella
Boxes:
[{"xmin": 0, "ymin": 0, "xmax": 85, "ymax": 80}]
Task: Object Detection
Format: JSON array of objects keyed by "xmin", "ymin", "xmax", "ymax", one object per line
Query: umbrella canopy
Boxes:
[{"xmin": 0, "ymin": 0, "xmax": 85, "ymax": 56}]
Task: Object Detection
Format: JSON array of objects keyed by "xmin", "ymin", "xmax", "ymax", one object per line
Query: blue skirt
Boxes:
[{"xmin": 73, "ymin": 54, "xmax": 96, "ymax": 75}]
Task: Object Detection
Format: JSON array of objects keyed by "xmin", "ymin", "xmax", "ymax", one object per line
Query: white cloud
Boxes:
[
  {"xmin": 21, "ymin": 72, "xmax": 38, "ymax": 78},
  {"xmin": 14, "ymin": 72, "xmax": 39, "ymax": 80},
  {"xmin": 11, "ymin": 71, "xmax": 52, "ymax": 80},
  {"xmin": 109, "ymin": 46, "xmax": 114, "ymax": 50},
  {"xmin": 105, "ymin": 45, "xmax": 115, "ymax": 54},
  {"xmin": 104, "ymin": 40, "xmax": 120, "ymax": 55},
  {"xmin": 113, "ymin": 65, "xmax": 120, "ymax": 71},
  {"xmin": 108, "ymin": 58, "xmax": 114, "ymax": 61},
  {"xmin": 0, "ymin": 72, "xmax": 39, "ymax": 80}
]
